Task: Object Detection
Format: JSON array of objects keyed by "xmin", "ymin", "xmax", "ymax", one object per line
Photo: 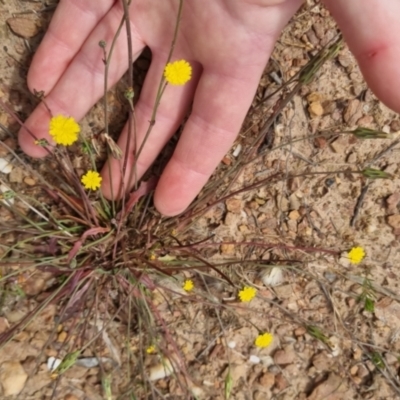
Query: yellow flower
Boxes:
[
  {"xmin": 49, "ymin": 115, "xmax": 80, "ymax": 146},
  {"xmin": 164, "ymin": 60, "xmax": 192, "ymax": 85},
  {"xmin": 81, "ymin": 170, "xmax": 102, "ymax": 190},
  {"xmin": 146, "ymin": 345, "xmax": 156, "ymax": 354},
  {"xmin": 183, "ymin": 279, "xmax": 194, "ymax": 292},
  {"xmin": 238, "ymin": 286, "xmax": 257, "ymax": 302},
  {"xmin": 348, "ymin": 246, "xmax": 365, "ymax": 264},
  {"xmin": 255, "ymin": 332, "xmax": 274, "ymax": 348}
]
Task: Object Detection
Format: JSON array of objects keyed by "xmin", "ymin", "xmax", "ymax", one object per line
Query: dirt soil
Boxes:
[{"xmin": 1, "ymin": 1, "xmax": 400, "ymax": 400}]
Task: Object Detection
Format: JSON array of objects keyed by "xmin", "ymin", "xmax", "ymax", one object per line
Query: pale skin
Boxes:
[{"xmin": 19, "ymin": 0, "xmax": 400, "ymax": 216}]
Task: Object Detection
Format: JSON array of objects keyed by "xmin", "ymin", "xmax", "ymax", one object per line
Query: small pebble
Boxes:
[
  {"xmin": 308, "ymin": 101, "xmax": 324, "ymax": 117},
  {"xmin": 7, "ymin": 17, "xmax": 41, "ymax": 38},
  {"xmin": 249, "ymin": 355, "xmax": 260, "ymax": 364},
  {"xmin": 0, "ymin": 158, "xmax": 13, "ymax": 174},
  {"xmin": 388, "ymin": 215, "xmax": 400, "ymax": 235},
  {"xmin": 0, "ymin": 138, "xmax": 17, "ymax": 157},
  {"xmin": 385, "ymin": 353, "xmax": 398, "ymax": 365},
  {"xmin": 261, "ymin": 267, "xmax": 284, "ymax": 287},
  {"xmin": 47, "ymin": 357, "xmax": 62, "ymax": 372},
  {"xmin": 226, "ymin": 198, "xmax": 242, "ymax": 214},
  {"xmin": 9, "ymin": 166, "xmax": 24, "ymax": 183},
  {"xmin": 0, "ymin": 317, "xmax": 9, "ymax": 334},
  {"xmin": 350, "ymin": 365, "xmax": 358, "ymax": 376},
  {"xmin": 64, "ymin": 395, "xmax": 80, "ymax": 400},
  {"xmin": 274, "ymin": 349, "xmax": 296, "ymax": 365},
  {"xmin": 258, "ymin": 372, "xmax": 275, "ymax": 389},
  {"xmin": 24, "ymin": 177, "xmax": 36, "ymax": 186},
  {"xmin": 288, "ymin": 210, "xmax": 300, "ymax": 220},
  {"xmin": 260, "ymin": 355, "xmax": 274, "ymax": 367},
  {"xmin": 294, "ymin": 327, "xmax": 306, "ymax": 337},
  {"xmin": 274, "ymin": 373, "xmax": 288, "ymax": 390},
  {"xmin": 0, "ymin": 361, "xmax": 28, "ymax": 396},
  {"xmin": 222, "ymin": 156, "xmax": 231, "ymax": 165},
  {"xmin": 148, "ymin": 358, "xmax": 174, "ymax": 381},
  {"xmin": 57, "ymin": 331, "xmax": 68, "ymax": 343},
  {"xmin": 314, "ymin": 137, "xmax": 327, "ymax": 149},
  {"xmin": 220, "ymin": 243, "xmax": 235, "ymax": 255},
  {"xmin": 232, "ymin": 144, "xmax": 242, "ymax": 157},
  {"xmin": 324, "ymin": 271, "xmax": 337, "ymax": 283}
]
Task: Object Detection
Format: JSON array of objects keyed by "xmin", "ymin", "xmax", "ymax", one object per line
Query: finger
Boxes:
[
  {"xmin": 152, "ymin": 2, "xmax": 305, "ymax": 216},
  {"xmin": 19, "ymin": 3, "xmax": 145, "ymax": 157},
  {"xmin": 153, "ymin": 68, "xmax": 262, "ymax": 216},
  {"xmin": 28, "ymin": 0, "xmax": 115, "ymax": 95},
  {"xmin": 323, "ymin": 0, "xmax": 400, "ymax": 113},
  {"xmin": 101, "ymin": 56, "xmax": 201, "ymax": 200}
]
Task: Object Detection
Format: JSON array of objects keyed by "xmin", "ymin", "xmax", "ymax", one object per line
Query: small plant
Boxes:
[
  {"xmin": 370, "ymin": 351, "xmax": 385, "ymax": 369},
  {"xmin": 224, "ymin": 368, "xmax": 233, "ymax": 400},
  {"xmin": 0, "ymin": 4, "xmax": 399, "ymax": 398},
  {"xmin": 306, "ymin": 325, "xmax": 331, "ymax": 347},
  {"xmin": 358, "ymin": 277, "xmax": 376, "ymax": 313}
]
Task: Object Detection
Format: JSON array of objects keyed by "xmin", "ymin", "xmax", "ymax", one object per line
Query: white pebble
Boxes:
[
  {"xmin": 260, "ymin": 355, "xmax": 274, "ymax": 367},
  {"xmin": 232, "ymin": 144, "xmax": 242, "ymax": 157},
  {"xmin": 227, "ymin": 341, "xmax": 236, "ymax": 349},
  {"xmin": 329, "ymin": 336, "xmax": 341, "ymax": 357},
  {"xmin": 0, "ymin": 158, "xmax": 13, "ymax": 174},
  {"xmin": 249, "ymin": 355, "xmax": 260, "ymax": 364},
  {"xmin": 47, "ymin": 357, "xmax": 62, "ymax": 372},
  {"xmin": 261, "ymin": 266, "xmax": 284, "ymax": 287},
  {"xmin": 190, "ymin": 385, "xmax": 204, "ymax": 397},
  {"xmin": 148, "ymin": 358, "xmax": 174, "ymax": 381}
]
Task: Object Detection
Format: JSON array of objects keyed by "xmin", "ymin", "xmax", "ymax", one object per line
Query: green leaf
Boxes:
[
  {"xmin": 3, "ymin": 190, "xmax": 15, "ymax": 200},
  {"xmin": 306, "ymin": 325, "xmax": 330, "ymax": 346},
  {"xmin": 54, "ymin": 350, "xmax": 81, "ymax": 376},
  {"xmin": 102, "ymin": 374, "xmax": 112, "ymax": 400},
  {"xmin": 224, "ymin": 368, "xmax": 233, "ymax": 399},
  {"xmin": 351, "ymin": 127, "xmax": 391, "ymax": 139},
  {"xmin": 362, "ymin": 168, "xmax": 392, "ymax": 180},
  {"xmin": 370, "ymin": 352, "xmax": 384, "ymax": 369},
  {"xmin": 364, "ymin": 297, "xmax": 375, "ymax": 313}
]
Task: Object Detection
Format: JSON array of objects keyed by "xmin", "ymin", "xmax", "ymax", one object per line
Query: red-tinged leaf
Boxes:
[
  {"xmin": 37, "ymin": 265, "xmax": 66, "ymax": 276},
  {"xmin": 67, "ymin": 227, "xmax": 110, "ymax": 262},
  {"xmin": 116, "ymin": 275, "xmax": 143, "ymax": 298},
  {"xmin": 63, "ymin": 215, "xmax": 92, "ymax": 227},
  {"xmin": 67, "ymin": 240, "xmax": 83, "ymax": 263},
  {"xmin": 120, "ymin": 177, "xmax": 158, "ymax": 218},
  {"xmin": 41, "ymin": 186, "xmax": 60, "ymax": 202},
  {"xmin": 33, "ymin": 237, "xmax": 59, "ymax": 255},
  {"xmin": 46, "ymin": 186, "xmax": 86, "ymax": 216},
  {"xmin": 61, "ymin": 278, "xmax": 93, "ymax": 321},
  {"xmin": 57, "ymin": 191, "xmax": 85, "ymax": 212},
  {"xmin": 81, "ymin": 227, "xmax": 109, "ymax": 241}
]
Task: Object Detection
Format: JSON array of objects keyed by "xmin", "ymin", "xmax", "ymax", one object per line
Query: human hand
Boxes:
[{"xmin": 19, "ymin": 0, "xmax": 400, "ymax": 215}]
